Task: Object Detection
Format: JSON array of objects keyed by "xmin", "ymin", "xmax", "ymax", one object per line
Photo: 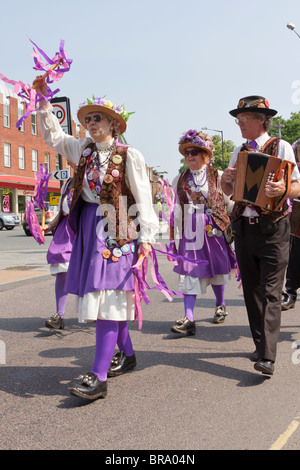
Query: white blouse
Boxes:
[{"xmin": 38, "ymin": 107, "xmax": 158, "ymax": 244}]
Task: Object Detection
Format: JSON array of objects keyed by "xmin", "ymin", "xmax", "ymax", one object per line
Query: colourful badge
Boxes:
[
  {"xmin": 121, "ymin": 244, "xmax": 130, "ymax": 253},
  {"xmin": 104, "ymin": 174, "xmax": 113, "ymax": 184},
  {"xmin": 83, "ymin": 148, "xmax": 92, "ymax": 157},
  {"xmin": 112, "ymin": 247, "xmax": 123, "ymax": 258},
  {"xmin": 112, "ymin": 256, "xmax": 119, "ymax": 262},
  {"xmin": 102, "ymin": 249, "xmax": 111, "ymax": 259},
  {"xmin": 112, "ymin": 169, "xmax": 119, "ymax": 178},
  {"xmin": 112, "ymin": 155, "xmax": 122, "ymax": 164},
  {"xmin": 205, "ymin": 224, "xmax": 212, "ymax": 231}
]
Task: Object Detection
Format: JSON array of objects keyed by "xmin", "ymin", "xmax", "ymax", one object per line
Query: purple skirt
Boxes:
[
  {"xmin": 47, "ymin": 215, "xmax": 75, "ymax": 265},
  {"xmin": 65, "ymin": 202, "xmax": 138, "ymax": 297},
  {"xmin": 174, "ymin": 211, "xmax": 236, "ymax": 278}
]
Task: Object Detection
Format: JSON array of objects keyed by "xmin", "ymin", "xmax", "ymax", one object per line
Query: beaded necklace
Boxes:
[{"xmin": 87, "ymin": 140, "xmax": 116, "ymax": 198}]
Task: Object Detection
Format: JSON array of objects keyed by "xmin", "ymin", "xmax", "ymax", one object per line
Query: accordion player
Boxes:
[{"xmin": 233, "ymin": 151, "xmax": 295, "ymax": 211}]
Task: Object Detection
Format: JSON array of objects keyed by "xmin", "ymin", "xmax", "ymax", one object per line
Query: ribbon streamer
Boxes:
[
  {"xmin": 131, "ymin": 247, "xmax": 187, "ymax": 330},
  {"xmin": 0, "ymin": 39, "xmax": 72, "ymax": 128},
  {"xmin": 25, "ymin": 164, "xmax": 51, "ymax": 245}
]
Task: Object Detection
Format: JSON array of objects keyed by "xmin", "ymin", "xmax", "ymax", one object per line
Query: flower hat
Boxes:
[
  {"xmin": 178, "ymin": 129, "xmax": 214, "ymax": 158},
  {"xmin": 229, "ymin": 95, "xmax": 277, "ymax": 117},
  {"xmin": 77, "ymin": 95, "xmax": 134, "ymax": 134}
]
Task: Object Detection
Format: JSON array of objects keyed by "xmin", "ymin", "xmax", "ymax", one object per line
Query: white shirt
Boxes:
[
  {"xmin": 38, "ymin": 107, "xmax": 158, "ymax": 244},
  {"xmin": 229, "ymin": 133, "xmax": 300, "ymax": 217}
]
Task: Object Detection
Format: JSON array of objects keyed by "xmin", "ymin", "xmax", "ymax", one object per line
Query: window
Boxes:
[
  {"xmin": 32, "ymin": 149, "xmax": 38, "ymax": 172},
  {"xmin": 44, "ymin": 152, "xmax": 49, "ymax": 170},
  {"xmin": 4, "ymin": 143, "xmax": 11, "ymax": 167},
  {"xmin": 3, "ymin": 96, "xmax": 10, "ymax": 128},
  {"xmin": 18, "ymin": 101, "xmax": 25, "ymax": 132},
  {"xmin": 31, "ymin": 113, "xmax": 37, "ymax": 135},
  {"xmin": 19, "ymin": 146, "xmax": 25, "ymax": 170}
]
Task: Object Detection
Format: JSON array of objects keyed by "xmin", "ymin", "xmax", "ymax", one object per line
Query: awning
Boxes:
[{"xmin": 0, "ymin": 175, "xmax": 60, "ymax": 191}]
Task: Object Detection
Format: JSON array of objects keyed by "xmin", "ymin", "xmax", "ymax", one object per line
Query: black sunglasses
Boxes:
[
  {"xmin": 185, "ymin": 149, "xmax": 201, "ymax": 157},
  {"xmin": 84, "ymin": 114, "xmax": 103, "ymax": 125}
]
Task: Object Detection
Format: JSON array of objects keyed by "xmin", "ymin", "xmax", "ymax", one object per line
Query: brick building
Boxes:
[{"xmin": 0, "ymin": 83, "xmax": 82, "ymax": 217}]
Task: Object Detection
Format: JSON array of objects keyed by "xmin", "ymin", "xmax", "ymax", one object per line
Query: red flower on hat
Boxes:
[{"xmin": 265, "ymin": 99, "xmax": 270, "ymax": 108}]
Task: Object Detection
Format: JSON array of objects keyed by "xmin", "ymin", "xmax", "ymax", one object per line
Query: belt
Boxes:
[{"xmin": 242, "ymin": 216, "xmax": 260, "ymax": 224}]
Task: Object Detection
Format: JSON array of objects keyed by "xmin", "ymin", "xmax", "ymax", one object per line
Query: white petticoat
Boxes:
[
  {"xmin": 49, "ymin": 262, "xmax": 69, "ymax": 275},
  {"xmin": 74, "ymin": 289, "xmax": 135, "ymax": 323},
  {"xmin": 178, "ymin": 273, "xmax": 230, "ymax": 295}
]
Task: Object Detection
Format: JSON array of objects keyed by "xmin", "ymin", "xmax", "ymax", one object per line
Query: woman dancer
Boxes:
[
  {"xmin": 34, "ymin": 76, "xmax": 158, "ymax": 400},
  {"xmin": 170, "ymin": 129, "xmax": 236, "ymax": 335}
]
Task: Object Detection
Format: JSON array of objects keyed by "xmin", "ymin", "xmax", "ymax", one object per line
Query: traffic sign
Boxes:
[
  {"xmin": 51, "ymin": 96, "xmax": 72, "ymax": 135},
  {"xmin": 50, "ymin": 195, "xmax": 60, "ymax": 206},
  {"xmin": 52, "ymin": 169, "xmax": 70, "ymax": 181}
]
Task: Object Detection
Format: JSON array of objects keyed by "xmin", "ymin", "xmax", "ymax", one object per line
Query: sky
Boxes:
[{"xmin": 2, "ymin": 0, "xmax": 300, "ymax": 182}]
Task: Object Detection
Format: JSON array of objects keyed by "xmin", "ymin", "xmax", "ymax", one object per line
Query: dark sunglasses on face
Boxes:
[
  {"xmin": 185, "ymin": 149, "xmax": 201, "ymax": 157},
  {"xmin": 84, "ymin": 114, "xmax": 103, "ymax": 125}
]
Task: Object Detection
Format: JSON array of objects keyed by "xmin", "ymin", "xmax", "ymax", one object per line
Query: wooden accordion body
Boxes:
[{"xmin": 233, "ymin": 151, "xmax": 295, "ymax": 211}]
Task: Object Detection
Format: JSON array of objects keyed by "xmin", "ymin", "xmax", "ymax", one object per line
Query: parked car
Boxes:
[
  {"xmin": 0, "ymin": 211, "xmax": 20, "ymax": 230},
  {"xmin": 22, "ymin": 204, "xmax": 59, "ymax": 236}
]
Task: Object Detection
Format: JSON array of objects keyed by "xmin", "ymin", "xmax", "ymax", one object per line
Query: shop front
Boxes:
[{"xmin": 0, "ymin": 175, "xmax": 61, "ymax": 220}]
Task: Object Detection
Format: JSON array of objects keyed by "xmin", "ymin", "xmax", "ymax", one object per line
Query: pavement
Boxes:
[{"xmin": 0, "ymin": 267, "xmax": 49, "ymax": 285}]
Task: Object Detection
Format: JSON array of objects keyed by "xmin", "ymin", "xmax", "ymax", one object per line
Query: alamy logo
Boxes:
[
  {"xmin": 0, "ymin": 340, "xmax": 6, "ymax": 365},
  {"xmin": 291, "ymin": 340, "xmax": 300, "ymax": 364}
]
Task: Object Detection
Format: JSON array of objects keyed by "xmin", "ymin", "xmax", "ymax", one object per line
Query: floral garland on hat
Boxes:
[
  {"xmin": 179, "ymin": 129, "xmax": 215, "ymax": 153},
  {"xmin": 78, "ymin": 94, "xmax": 134, "ymax": 124}
]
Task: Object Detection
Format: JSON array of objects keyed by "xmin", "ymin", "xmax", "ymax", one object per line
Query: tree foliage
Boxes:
[{"xmin": 269, "ymin": 111, "xmax": 300, "ymax": 144}]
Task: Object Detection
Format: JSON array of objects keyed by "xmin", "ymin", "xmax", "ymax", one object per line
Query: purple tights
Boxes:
[
  {"xmin": 55, "ymin": 272, "xmax": 68, "ymax": 318},
  {"xmin": 92, "ymin": 319, "xmax": 134, "ymax": 381},
  {"xmin": 184, "ymin": 285, "xmax": 225, "ymax": 321}
]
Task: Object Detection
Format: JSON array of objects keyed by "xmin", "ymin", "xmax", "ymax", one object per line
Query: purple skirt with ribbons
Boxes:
[
  {"xmin": 65, "ymin": 202, "xmax": 138, "ymax": 298},
  {"xmin": 173, "ymin": 211, "xmax": 236, "ymax": 278},
  {"xmin": 47, "ymin": 215, "xmax": 75, "ymax": 265}
]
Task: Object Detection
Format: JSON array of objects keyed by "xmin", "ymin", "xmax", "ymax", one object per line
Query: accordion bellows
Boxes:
[{"xmin": 233, "ymin": 151, "xmax": 295, "ymax": 211}]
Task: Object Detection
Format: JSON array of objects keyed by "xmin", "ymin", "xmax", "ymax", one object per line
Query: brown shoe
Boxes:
[
  {"xmin": 213, "ymin": 305, "xmax": 227, "ymax": 324},
  {"xmin": 170, "ymin": 317, "xmax": 196, "ymax": 336},
  {"xmin": 45, "ymin": 313, "xmax": 64, "ymax": 329}
]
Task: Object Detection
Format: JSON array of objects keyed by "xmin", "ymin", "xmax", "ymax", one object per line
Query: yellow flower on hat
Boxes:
[{"xmin": 104, "ymin": 100, "xmax": 114, "ymax": 109}]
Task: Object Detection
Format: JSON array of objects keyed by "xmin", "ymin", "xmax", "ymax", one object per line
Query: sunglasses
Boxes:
[
  {"xmin": 84, "ymin": 114, "xmax": 103, "ymax": 125},
  {"xmin": 185, "ymin": 149, "xmax": 201, "ymax": 157}
]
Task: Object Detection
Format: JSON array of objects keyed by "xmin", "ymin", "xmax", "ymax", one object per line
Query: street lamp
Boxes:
[
  {"xmin": 287, "ymin": 22, "xmax": 300, "ymax": 39},
  {"xmin": 202, "ymin": 127, "xmax": 224, "ymax": 170}
]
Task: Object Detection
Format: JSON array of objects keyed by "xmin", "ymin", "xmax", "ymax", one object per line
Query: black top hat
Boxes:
[{"xmin": 229, "ymin": 95, "xmax": 277, "ymax": 117}]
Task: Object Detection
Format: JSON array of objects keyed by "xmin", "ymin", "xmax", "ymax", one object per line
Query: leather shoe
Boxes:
[
  {"xmin": 213, "ymin": 305, "xmax": 228, "ymax": 324},
  {"xmin": 108, "ymin": 351, "xmax": 137, "ymax": 377},
  {"xmin": 170, "ymin": 317, "xmax": 196, "ymax": 336},
  {"xmin": 282, "ymin": 292, "xmax": 296, "ymax": 311},
  {"xmin": 70, "ymin": 372, "xmax": 107, "ymax": 400},
  {"xmin": 254, "ymin": 359, "xmax": 274, "ymax": 375},
  {"xmin": 45, "ymin": 313, "xmax": 64, "ymax": 329}
]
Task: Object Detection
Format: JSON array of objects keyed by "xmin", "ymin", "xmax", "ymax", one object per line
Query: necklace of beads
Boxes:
[{"xmin": 87, "ymin": 140, "xmax": 116, "ymax": 198}]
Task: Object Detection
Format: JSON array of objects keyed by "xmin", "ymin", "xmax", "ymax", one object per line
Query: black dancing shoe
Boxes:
[
  {"xmin": 213, "ymin": 305, "xmax": 228, "ymax": 324},
  {"xmin": 45, "ymin": 313, "xmax": 64, "ymax": 329},
  {"xmin": 254, "ymin": 360, "xmax": 274, "ymax": 376},
  {"xmin": 281, "ymin": 292, "xmax": 296, "ymax": 311},
  {"xmin": 108, "ymin": 351, "xmax": 137, "ymax": 377},
  {"xmin": 70, "ymin": 372, "xmax": 107, "ymax": 400},
  {"xmin": 170, "ymin": 317, "xmax": 196, "ymax": 336}
]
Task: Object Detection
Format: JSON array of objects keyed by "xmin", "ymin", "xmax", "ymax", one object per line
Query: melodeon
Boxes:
[{"xmin": 233, "ymin": 151, "xmax": 295, "ymax": 211}]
